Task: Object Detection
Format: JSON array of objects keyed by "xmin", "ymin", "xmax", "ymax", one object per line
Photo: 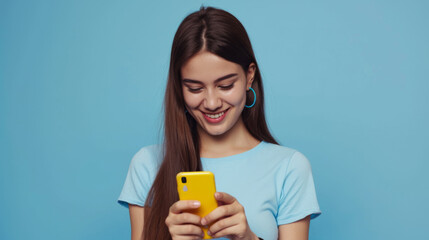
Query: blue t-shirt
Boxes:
[{"xmin": 118, "ymin": 141, "xmax": 321, "ymax": 240}]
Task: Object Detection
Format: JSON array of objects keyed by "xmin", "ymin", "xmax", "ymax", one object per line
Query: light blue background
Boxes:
[{"xmin": 1, "ymin": 0, "xmax": 428, "ymax": 239}]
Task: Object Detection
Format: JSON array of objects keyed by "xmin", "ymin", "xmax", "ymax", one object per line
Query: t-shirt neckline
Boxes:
[{"xmin": 200, "ymin": 141, "xmax": 266, "ymax": 161}]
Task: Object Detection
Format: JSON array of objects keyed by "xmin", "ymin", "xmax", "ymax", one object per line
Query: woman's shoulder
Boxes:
[
  {"xmin": 133, "ymin": 144, "xmax": 163, "ymax": 158},
  {"xmin": 129, "ymin": 144, "xmax": 163, "ymax": 171},
  {"xmin": 260, "ymin": 141, "xmax": 312, "ymax": 169},
  {"xmin": 261, "ymin": 141, "xmax": 300, "ymax": 158}
]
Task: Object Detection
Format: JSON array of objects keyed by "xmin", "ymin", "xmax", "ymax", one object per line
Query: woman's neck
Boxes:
[{"xmin": 198, "ymin": 117, "xmax": 260, "ymax": 158}]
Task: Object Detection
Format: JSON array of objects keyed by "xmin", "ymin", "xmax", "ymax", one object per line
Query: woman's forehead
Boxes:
[{"xmin": 181, "ymin": 51, "xmax": 243, "ymax": 82}]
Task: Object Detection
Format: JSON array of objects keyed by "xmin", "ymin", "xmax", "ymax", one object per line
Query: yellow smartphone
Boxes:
[{"xmin": 176, "ymin": 171, "xmax": 218, "ymax": 239}]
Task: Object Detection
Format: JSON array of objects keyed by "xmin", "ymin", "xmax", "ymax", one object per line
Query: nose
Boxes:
[{"xmin": 203, "ymin": 89, "xmax": 222, "ymax": 111}]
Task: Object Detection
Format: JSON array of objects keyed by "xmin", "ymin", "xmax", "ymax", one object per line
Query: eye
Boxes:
[
  {"xmin": 187, "ymin": 87, "xmax": 203, "ymax": 93},
  {"xmin": 219, "ymin": 84, "xmax": 234, "ymax": 90}
]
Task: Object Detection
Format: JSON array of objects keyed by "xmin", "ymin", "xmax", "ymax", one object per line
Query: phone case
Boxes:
[{"xmin": 176, "ymin": 171, "xmax": 218, "ymax": 239}]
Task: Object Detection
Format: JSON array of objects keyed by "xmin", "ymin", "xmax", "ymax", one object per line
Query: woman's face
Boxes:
[{"xmin": 181, "ymin": 51, "xmax": 255, "ymax": 137}]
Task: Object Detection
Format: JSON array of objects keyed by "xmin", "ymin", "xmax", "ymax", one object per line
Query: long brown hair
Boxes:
[{"xmin": 143, "ymin": 6, "xmax": 278, "ymax": 239}]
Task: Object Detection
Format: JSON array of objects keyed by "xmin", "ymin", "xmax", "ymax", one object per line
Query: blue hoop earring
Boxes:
[{"xmin": 245, "ymin": 87, "xmax": 256, "ymax": 108}]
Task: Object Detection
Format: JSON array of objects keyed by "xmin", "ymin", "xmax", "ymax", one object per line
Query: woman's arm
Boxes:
[
  {"xmin": 129, "ymin": 204, "xmax": 144, "ymax": 240},
  {"xmin": 278, "ymin": 215, "xmax": 311, "ymax": 240}
]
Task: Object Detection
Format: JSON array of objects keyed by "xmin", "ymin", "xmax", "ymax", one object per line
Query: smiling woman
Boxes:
[
  {"xmin": 118, "ymin": 6, "xmax": 321, "ymax": 240},
  {"xmin": 181, "ymin": 51, "xmax": 255, "ymax": 138}
]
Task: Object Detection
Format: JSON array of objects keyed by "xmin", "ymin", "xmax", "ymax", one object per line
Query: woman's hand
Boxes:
[
  {"xmin": 201, "ymin": 192, "xmax": 259, "ymax": 240},
  {"xmin": 165, "ymin": 200, "xmax": 204, "ymax": 240}
]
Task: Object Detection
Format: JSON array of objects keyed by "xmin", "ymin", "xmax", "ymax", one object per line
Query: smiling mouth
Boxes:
[
  {"xmin": 205, "ymin": 111, "xmax": 225, "ymax": 119},
  {"xmin": 203, "ymin": 109, "xmax": 229, "ymax": 119}
]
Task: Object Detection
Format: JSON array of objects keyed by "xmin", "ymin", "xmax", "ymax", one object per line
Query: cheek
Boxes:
[
  {"xmin": 183, "ymin": 92, "xmax": 202, "ymax": 108},
  {"xmin": 223, "ymin": 88, "xmax": 247, "ymax": 106}
]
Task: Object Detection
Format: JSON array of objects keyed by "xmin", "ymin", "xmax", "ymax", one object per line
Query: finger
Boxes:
[
  {"xmin": 201, "ymin": 204, "xmax": 237, "ymax": 226},
  {"xmin": 208, "ymin": 214, "xmax": 241, "ymax": 236},
  {"xmin": 168, "ymin": 212, "xmax": 202, "ymax": 226},
  {"xmin": 210, "ymin": 224, "xmax": 245, "ymax": 239},
  {"xmin": 170, "ymin": 200, "xmax": 201, "ymax": 214},
  {"xmin": 215, "ymin": 192, "xmax": 236, "ymax": 205},
  {"xmin": 169, "ymin": 224, "xmax": 204, "ymax": 238}
]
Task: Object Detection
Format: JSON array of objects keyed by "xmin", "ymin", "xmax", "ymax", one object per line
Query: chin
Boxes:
[
  {"xmin": 202, "ymin": 126, "xmax": 228, "ymax": 136},
  {"xmin": 206, "ymin": 129, "xmax": 225, "ymax": 136}
]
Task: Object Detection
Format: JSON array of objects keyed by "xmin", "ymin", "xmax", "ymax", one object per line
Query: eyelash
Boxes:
[
  {"xmin": 188, "ymin": 88, "xmax": 202, "ymax": 93},
  {"xmin": 187, "ymin": 84, "xmax": 234, "ymax": 93},
  {"xmin": 219, "ymin": 84, "xmax": 234, "ymax": 90}
]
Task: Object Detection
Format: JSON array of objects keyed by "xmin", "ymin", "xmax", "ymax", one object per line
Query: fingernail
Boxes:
[
  {"xmin": 193, "ymin": 201, "xmax": 200, "ymax": 207},
  {"xmin": 207, "ymin": 230, "xmax": 212, "ymax": 236},
  {"xmin": 215, "ymin": 192, "xmax": 220, "ymax": 198},
  {"xmin": 201, "ymin": 218, "xmax": 207, "ymax": 225}
]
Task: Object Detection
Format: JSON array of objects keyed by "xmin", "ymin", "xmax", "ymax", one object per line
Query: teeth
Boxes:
[{"xmin": 205, "ymin": 111, "xmax": 225, "ymax": 119}]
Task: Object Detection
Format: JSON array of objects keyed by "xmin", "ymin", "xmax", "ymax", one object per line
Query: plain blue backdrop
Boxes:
[{"xmin": 1, "ymin": 0, "xmax": 428, "ymax": 239}]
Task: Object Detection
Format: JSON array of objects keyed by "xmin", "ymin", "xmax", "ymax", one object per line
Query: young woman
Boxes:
[{"xmin": 118, "ymin": 6, "xmax": 321, "ymax": 240}]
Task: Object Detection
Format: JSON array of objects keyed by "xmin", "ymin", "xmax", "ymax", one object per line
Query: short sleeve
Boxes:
[
  {"xmin": 117, "ymin": 145, "xmax": 161, "ymax": 208},
  {"xmin": 277, "ymin": 151, "xmax": 321, "ymax": 225}
]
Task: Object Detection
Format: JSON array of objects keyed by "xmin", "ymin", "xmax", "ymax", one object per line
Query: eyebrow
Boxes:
[{"xmin": 182, "ymin": 73, "xmax": 238, "ymax": 84}]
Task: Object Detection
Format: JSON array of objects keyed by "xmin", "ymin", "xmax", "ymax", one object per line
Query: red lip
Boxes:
[{"xmin": 202, "ymin": 109, "xmax": 229, "ymax": 124}]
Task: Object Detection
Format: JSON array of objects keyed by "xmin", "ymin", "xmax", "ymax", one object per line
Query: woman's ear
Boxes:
[{"xmin": 246, "ymin": 63, "xmax": 256, "ymax": 90}]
